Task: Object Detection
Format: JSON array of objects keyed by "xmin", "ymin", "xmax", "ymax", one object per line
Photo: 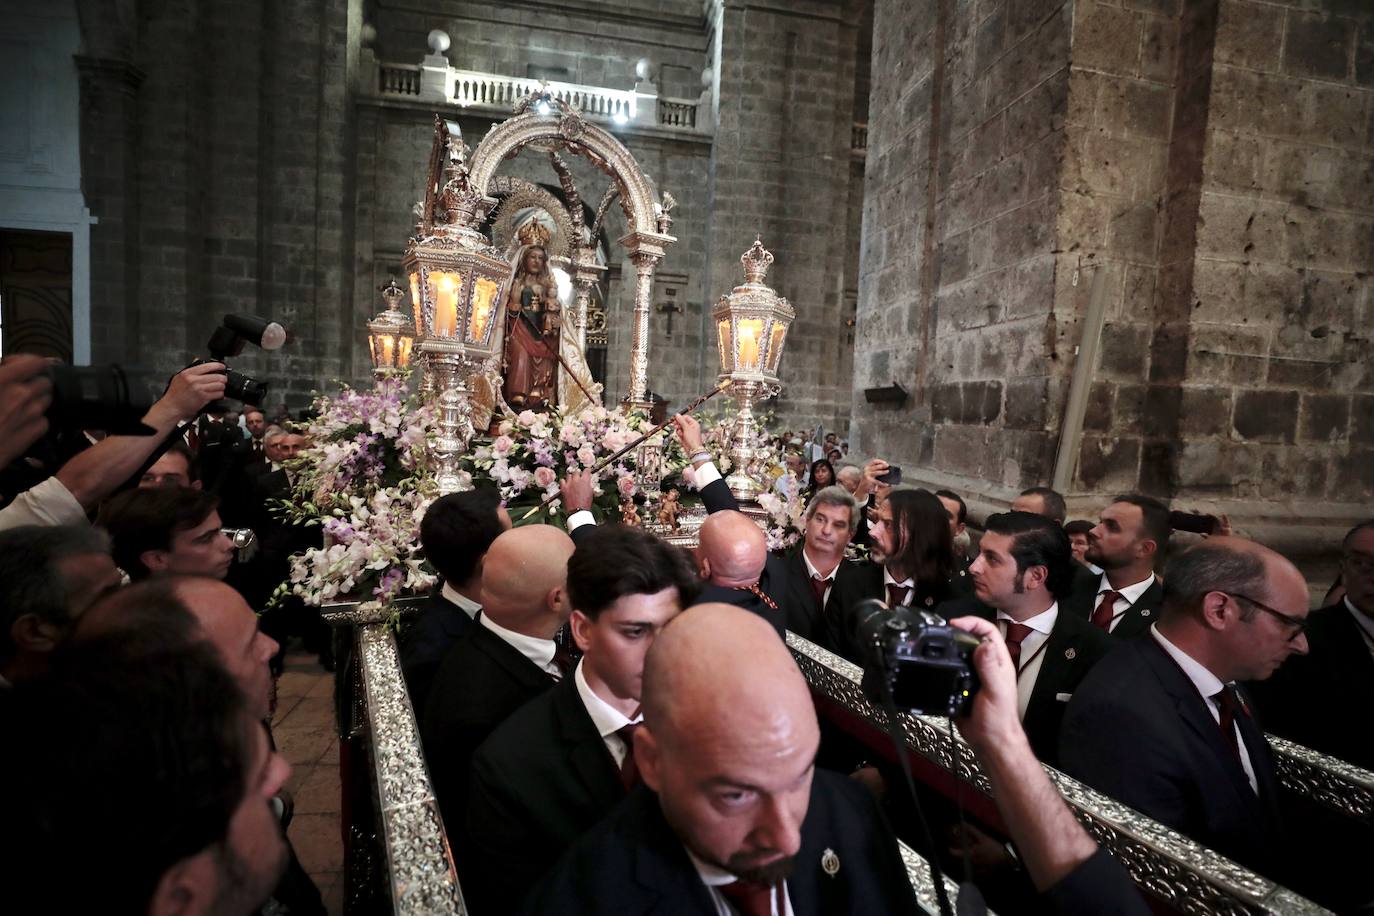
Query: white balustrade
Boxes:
[{"xmin": 370, "ymin": 60, "xmax": 708, "ymax": 135}]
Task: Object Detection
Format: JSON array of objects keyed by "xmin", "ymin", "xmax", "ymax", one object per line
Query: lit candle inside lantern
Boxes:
[
  {"xmin": 470, "ymin": 277, "xmax": 499, "ymax": 344},
  {"xmin": 767, "ymin": 322, "xmax": 786, "ymax": 372},
  {"xmin": 396, "ymin": 336, "xmax": 413, "ymax": 368},
  {"xmin": 736, "ymin": 318, "xmax": 763, "ymax": 370},
  {"xmin": 433, "ymin": 272, "xmax": 460, "ymax": 337},
  {"xmin": 409, "ymin": 273, "xmax": 423, "ymax": 334},
  {"xmin": 379, "ymin": 334, "xmax": 396, "ymax": 367}
]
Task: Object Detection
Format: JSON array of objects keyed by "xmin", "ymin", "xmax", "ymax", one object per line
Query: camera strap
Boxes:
[{"xmin": 878, "ymin": 683, "xmax": 956, "ymax": 916}]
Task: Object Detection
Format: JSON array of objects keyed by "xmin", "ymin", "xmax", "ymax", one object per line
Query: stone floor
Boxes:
[{"xmin": 274, "ymin": 648, "xmax": 345, "ymax": 916}]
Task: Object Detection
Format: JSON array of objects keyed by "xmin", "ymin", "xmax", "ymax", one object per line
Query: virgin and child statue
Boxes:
[
  {"xmin": 469, "ymin": 217, "xmax": 602, "ymax": 432},
  {"xmin": 501, "ymin": 244, "xmax": 560, "ymax": 410}
]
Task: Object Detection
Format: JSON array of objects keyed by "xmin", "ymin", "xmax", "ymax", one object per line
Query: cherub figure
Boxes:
[
  {"xmin": 656, "ymin": 487, "xmax": 681, "ymax": 531},
  {"xmin": 620, "ymin": 497, "xmax": 641, "ymax": 527}
]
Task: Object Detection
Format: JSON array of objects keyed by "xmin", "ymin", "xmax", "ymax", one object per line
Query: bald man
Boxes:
[
  {"xmin": 1061, "ymin": 537, "xmax": 1310, "ymax": 880},
  {"xmin": 421, "ymin": 524, "xmax": 576, "ymax": 835},
  {"xmin": 695, "ymin": 511, "xmax": 789, "ymax": 636},
  {"xmin": 523, "ymin": 603, "xmax": 920, "ymax": 915}
]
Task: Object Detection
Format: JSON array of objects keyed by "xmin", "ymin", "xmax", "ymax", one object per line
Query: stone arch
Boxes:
[
  {"xmin": 463, "ymin": 106, "xmax": 675, "ymax": 408},
  {"xmin": 465, "ymin": 111, "xmax": 662, "ymax": 245}
]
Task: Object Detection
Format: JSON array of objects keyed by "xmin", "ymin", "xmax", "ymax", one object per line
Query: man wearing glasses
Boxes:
[
  {"xmin": 1249, "ymin": 519, "xmax": 1374, "ymax": 771},
  {"xmin": 1058, "ymin": 537, "xmax": 1309, "ymax": 882}
]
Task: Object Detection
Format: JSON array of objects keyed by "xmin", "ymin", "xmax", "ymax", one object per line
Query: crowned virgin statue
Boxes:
[
  {"xmin": 501, "ymin": 238, "xmax": 560, "ymax": 410},
  {"xmin": 469, "ymin": 217, "xmax": 602, "ymax": 431}
]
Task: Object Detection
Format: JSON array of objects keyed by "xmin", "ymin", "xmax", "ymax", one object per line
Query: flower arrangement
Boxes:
[
  {"xmin": 461, "ymin": 404, "xmax": 683, "ymax": 526},
  {"xmin": 755, "ymin": 488, "xmax": 808, "ymax": 552},
  {"xmin": 277, "ymin": 372, "xmax": 442, "ymax": 607}
]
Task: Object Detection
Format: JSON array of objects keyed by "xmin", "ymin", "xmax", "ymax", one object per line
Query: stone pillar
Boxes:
[
  {"xmin": 75, "ymin": 55, "xmax": 144, "ymax": 364},
  {"xmin": 701, "ymin": 0, "xmax": 860, "ymax": 430}
]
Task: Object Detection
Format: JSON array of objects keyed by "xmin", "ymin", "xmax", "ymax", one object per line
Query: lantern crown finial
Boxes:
[
  {"xmin": 380, "ymin": 277, "xmax": 405, "ymax": 311},
  {"xmin": 741, "ymin": 236, "xmax": 774, "ymax": 285}
]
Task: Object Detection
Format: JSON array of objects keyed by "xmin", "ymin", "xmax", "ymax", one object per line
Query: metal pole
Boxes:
[{"xmin": 1051, "ymin": 265, "xmax": 1111, "ymax": 493}]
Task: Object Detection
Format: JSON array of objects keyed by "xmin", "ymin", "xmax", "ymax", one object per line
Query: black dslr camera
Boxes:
[
  {"xmin": 44, "ymin": 363, "xmax": 154, "ymax": 435},
  {"xmin": 192, "ymin": 314, "xmax": 287, "ymax": 406},
  {"xmin": 856, "ymin": 599, "xmax": 981, "ymax": 717}
]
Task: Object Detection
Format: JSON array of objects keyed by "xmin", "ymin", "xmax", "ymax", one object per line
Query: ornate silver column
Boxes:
[{"xmin": 626, "ymin": 250, "xmax": 660, "ymax": 412}]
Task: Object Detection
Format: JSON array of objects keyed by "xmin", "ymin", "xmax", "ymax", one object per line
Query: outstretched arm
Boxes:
[{"xmin": 56, "ymin": 363, "xmax": 227, "ymax": 509}]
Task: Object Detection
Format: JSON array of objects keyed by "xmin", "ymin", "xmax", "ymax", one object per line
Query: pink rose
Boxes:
[
  {"xmin": 534, "ymin": 466, "xmax": 557, "ymax": 488},
  {"xmin": 617, "ymin": 475, "xmax": 636, "ymax": 497},
  {"xmin": 576, "ymin": 445, "xmax": 596, "ymax": 467},
  {"xmin": 492, "ymin": 435, "xmax": 514, "ymax": 456}
]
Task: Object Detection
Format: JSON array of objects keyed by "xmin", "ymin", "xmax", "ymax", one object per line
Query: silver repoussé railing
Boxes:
[{"xmin": 786, "ymin": 632, "xmax": 1335, "ymax": 916}]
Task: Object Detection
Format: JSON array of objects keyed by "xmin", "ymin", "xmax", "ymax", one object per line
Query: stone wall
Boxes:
[
  {"xmin": 79, "ymin": 0, "xmax": 361, "ymax": 411},
  {"xmin": 853, "ymin": 0, "xmax": 1372, "ymax": 534},
  {"xmin": 701, "ymin": 0, "xmax": 866, "ymax": 430}
]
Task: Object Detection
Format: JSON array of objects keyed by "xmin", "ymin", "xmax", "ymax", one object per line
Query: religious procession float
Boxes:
[{"xmin": 269, "ymin": 92, "xmax": 1365, "ymax": 916}]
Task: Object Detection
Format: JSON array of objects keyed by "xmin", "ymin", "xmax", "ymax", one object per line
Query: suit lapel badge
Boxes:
[
  {"xmin": 1140, "ymin": 608, "xmax": 1151, "ymax": 618},
  {"xmin": 1064, "ymin": 647, "xmax": 1077, "ymax": 661},
  {"xmin": 924, "ymin": 596, "xmax": 934, "ymax": 607},
  {"xmin": 821, "ymin": 848, "xmax": 840, "ymax": 878}
]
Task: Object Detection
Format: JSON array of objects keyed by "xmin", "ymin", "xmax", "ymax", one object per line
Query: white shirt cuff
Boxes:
[
  {"xmin": 693, "ymin": 460, "xmax": 723, "ymax": 488},
  {"xmin": 567, "ymin": 509, "xmax": 596, "ymax": 531},
  {"xmin": 0, "ymin": 476, "xmax": 86, "ymax": 531}
]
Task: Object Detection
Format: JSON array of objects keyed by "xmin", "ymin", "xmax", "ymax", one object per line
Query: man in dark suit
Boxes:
[
  {"xmin": 1060, "ymin": 537, "xmax": 1311, "ymax": 878},
  {"xmin": 694, "ymin": 509, "xmax": 790, "ymax": 635},
  {"xmin": 399, "ymin": 489, "xmax": 510, "ymax": 717},
  {"xmin": 462, "ymin": 526, "xmax": 701, "ymax": 913},
  {"xmin": 779, "ymin": 486, "xmax": 864, "ymax": 647},
  {"xmin": 421, "ymin": 524, "xmax": 575, "ymax": 836},
  {"xmin": 1248, "ymin": 519, "xmax": 1374, "ymax": 770},
  {"xmin": 523, "ymin": 603, "xmax": 923, "ymax": 916},
  {"xmin": 946, "ymin": 511, "xmax": 1113, "ymax": 768},
  {"xmin": 1062, "ymin": 494, "xmax": 1167, "ymax": 638}
]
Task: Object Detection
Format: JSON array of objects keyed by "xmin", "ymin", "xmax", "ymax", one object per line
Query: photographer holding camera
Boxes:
[
  {"xmin": 0, "ymin": 361, "xmax": 227, "ymax": 530},
  {"xmin": 947, "ymin": 614, "xmax": 1149, "ymax": 915}
]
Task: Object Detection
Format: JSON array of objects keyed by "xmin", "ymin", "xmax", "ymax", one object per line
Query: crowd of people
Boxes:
[{"xmin": 1, "ymin": 354, "xmax": 1370, "ymax": 914}]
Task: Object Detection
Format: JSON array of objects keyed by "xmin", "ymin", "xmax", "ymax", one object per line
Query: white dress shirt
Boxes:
[
  {"xmin": 685, "ymin": 847, "xmax": 796, "ymax": 916},
  {"xmin": 996, "ymin": 603, "xmax": 1057, "ymax": 721},
  {"xmin": 882, "ymin": 568, "xmax": 915, "ymax": 606},
  {"xmin": 440, "ymin": 582, "xmax": 481, "ymax": 620},
  {"xmin": 1150, "ymin": 625, "xmax": 1257, "ymax": 793},
  {"xmin": 573, "ymin": 660, "xmax": 640, "ymax": 768},
  {"xmin": 0, "ymin": 476, "xmax": 86, "ymax": 531},
  {"xmin": 1344, "ymin": 597, "xmax": 1374, "ymax": 660},
  {"xmin": 801, "ymin": 550, "xmax": 841, "ymax": 608},
  {"xmin": 478, "ymin": 613, "xmax": 561, "ymax": 678},
  {"xmin": 1096, "ymin": 572, "xmax": 1156, "ymax": 632}
]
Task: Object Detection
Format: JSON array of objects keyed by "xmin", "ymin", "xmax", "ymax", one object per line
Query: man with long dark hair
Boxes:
[{"xmin": 826, "ymin": 488, "xmax": 972, "ymax": 662}]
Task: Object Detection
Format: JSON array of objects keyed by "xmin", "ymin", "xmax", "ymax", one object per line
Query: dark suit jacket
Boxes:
[
  {"xmin": 1062, "ymin": 571, "xmax": 1162, "ymax": 639},
  {"xmin": 1247, "ymin": 602, "xmax": 1374, "ymax": 770},
  {"xmin": 464, "ymin": 677, "xmax": 626, "ymax": 913},
  {"xmin": 1060, "ymin": 636, "xmax": 1286, "ymax": 877},
  {"xmin": 399, "ymin": 588, "xmax": 477, "ymax": 720},
  {"xmin": 696, "ymin": 553, "xmax": 790, "ymax": 636},
  {"xmin": 1044, "ymin": 848, "xmax": 1150, "ymax": 916},
  {"xmin": 521, "ymin": 770, "xmax": 921, "ymax": 916},
  {"xmin": 942, "ymin": 596, "xmax": 1113, "ymax": 768},
  {"xmin": 826, "ymin": 562, "xmax": 971, "ymax": 664},
  {"xmin": 420, "ymin": 623, "xmax": 556, "ymax": 835},
  {"xmin": 778, "ymin": 550, "xmax": 870, "ymax": 649}
]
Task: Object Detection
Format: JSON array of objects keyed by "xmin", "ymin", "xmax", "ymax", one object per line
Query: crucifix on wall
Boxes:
[{"xmin": 656, "ymin": 286, "xmax": 685, "ymax": 338}]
